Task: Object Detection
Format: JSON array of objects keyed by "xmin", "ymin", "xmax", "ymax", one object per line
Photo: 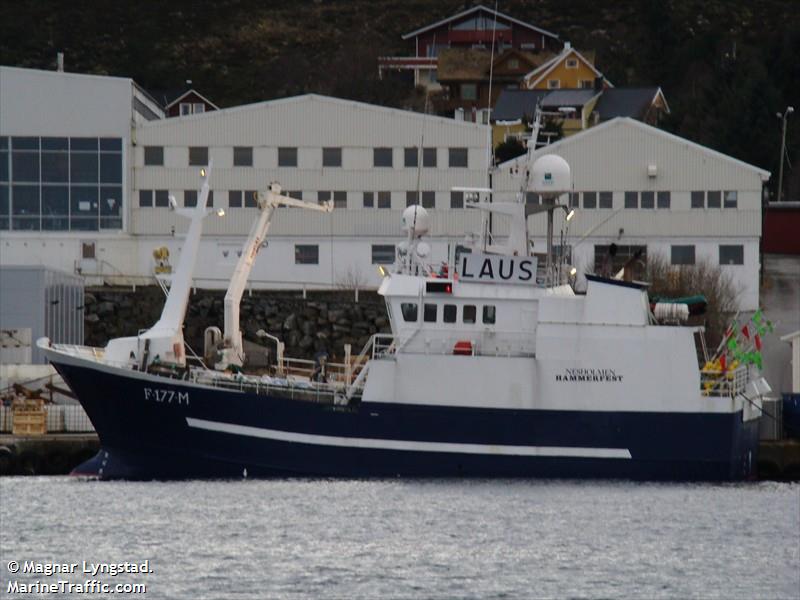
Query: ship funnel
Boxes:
[{"xmin": 529, "ymin": 154, "xmax": 572, "ymax": 199}]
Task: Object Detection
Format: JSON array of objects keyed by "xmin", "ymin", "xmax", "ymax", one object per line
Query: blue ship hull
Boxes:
[{"xmin": 52, "ymin": 360, "xmax": 760, "ymax": 481}]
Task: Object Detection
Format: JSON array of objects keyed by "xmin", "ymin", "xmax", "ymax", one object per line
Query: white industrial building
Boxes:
[
  {"xmin": 493, "ymin": 118, "xmax": 769, "ymax": 310},
  {"xmin": 1, "ymin": 65, "xmax": 768, "ymax": 309}
]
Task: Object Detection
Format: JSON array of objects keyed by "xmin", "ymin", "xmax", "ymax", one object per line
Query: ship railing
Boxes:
[
  {"xmin": 51, "ymin": 343, "xmax": 134, "ymax": 369},
  {"xmin": 190, "ymin": 369, "xmax": 343, "ymax": 404},
  {"xmin": 700, "ymin": 364, "xmax": 749, "ymax": 398}
]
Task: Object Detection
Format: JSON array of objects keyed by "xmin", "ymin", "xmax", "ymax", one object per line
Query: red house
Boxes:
[
  {"xmin": 151, "ymin": 83, "xmax": 219, "ymax": 118},
  {"xmin": 378, "ymin": 4, "xmax": 560, "ymax": 90}
]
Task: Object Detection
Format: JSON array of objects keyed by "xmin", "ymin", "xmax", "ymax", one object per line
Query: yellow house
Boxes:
[{"xmin": 523, "ymin": 43, "xmax": 610, "ymax": 90}]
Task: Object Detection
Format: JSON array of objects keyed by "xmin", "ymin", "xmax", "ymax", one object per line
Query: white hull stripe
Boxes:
[{"xmin": 186, "ymin": 417, "xmax": 632, "ymax": 459}]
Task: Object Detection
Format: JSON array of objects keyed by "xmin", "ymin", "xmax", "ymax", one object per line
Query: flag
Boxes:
[
  {"xmin": 753, "ymin": 309, "xmax": 763, "ymax": 324},
  {"xmin": 727, "ymin": 337, "xmax": 738, "ymax": 351},
  {"xmin": 755, "ymin": 335, "xmax": 762, "ymax": 351},
  {"xmin": 719, "ymin": 354, "xmax": 727, "ymax": 372},
  {"xmin": 741, "ymin": 324, "xmax": 750, "ymax": 339}
]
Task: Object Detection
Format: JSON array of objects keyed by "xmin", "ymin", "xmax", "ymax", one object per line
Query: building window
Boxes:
[
  {"xmin": 657, "ymin": 191, "xmax": 671, "ymax": 209},
  {"xmin": 244, "ymin": 190, "xmax": 257, "ymax": 208},
  {"xmin": 322, "ymin": 147, "xmax": 342, "ymax": 167},
  {"xmin": 423, "ymin": 303, "xmax": 437, "ymax": 323},
  {"xmin": 139, "ymin": 190, "xmax": 153, "ymax": 207},
  {"xmin": 377, "ymin": 191, "xmax": 391, "ymax": 209},
  {"xmin": 525, "ymin": 192, "xmax": 540, "ymax": 205},
  {"xmin": 640, "ymin": 191, "xmax": 655, "ymax": 209},
  {"xmin": 461, "ymin": 83, "xmax": 477, "ymax": 100},
  {"xmin": 278, "ymin": 147, "xmax": 297, "ymax": 167},
  {"xmin": 371, "ymin": 244, "xmax": 395, "ymax": 264},
  {"xmin": 580, "ymin": 80, "xmax": 594, "ymax": 89},
  {"xmin": 450, "ymin": 191, "xmax": 464, "ymax": 208},
  {"xmin": 422, "ymin": 191, "xmax": 435, "ymax": 209},
  {"xmin": 724, "ymin": 191, "xmax": 738, "ymax": 208},
  {"xmin": 401, "ymin": 302, "xmax": 418, "ymax": 322},
  {"xmin": 566, "ymin": 58, "xmax": 578, "ymax": 68},
  {"xmin": 179, "ymin": 103, "xmax": 191, "ymax": 116},
  {"xmin": 4, "ymin": 136, "xmax": 122, "ymax": 230},
  {"xmin": 483, "ymin": 305, "xmax": 496, "ymax": 325},
  {"xmin": 707, "ymin": 191, "xmax": 721, "ymax": 208},
  {"xmin": 449, "ymin": 148, "xmax": 468, "ymax": 168},
  {"xmin": 318, "ymin": 191, "xmax": 331, "ymax": 205},
  {"xmin": 404, "ymin": 147, "xmax": 418, "ymax": 167},
  {"xmin": 193, "ymin": 103, "xmax": 205, "ymax": 114},
  {"xmin": 508, "ymin": 58, "xmax": 519, "ymax": 69},
  {"xmin": 594, "ymin": 245, "xmax": 647, "ymax": 275},
  {"xmin": 547, "ymin": 79, "xmax": 560, "ymax": 89},
  {"xmin": 583, "ymin": 191, "xmax": 597, "ymax": 209},
  {"xmin": 691, "ymin": 191, "xmax": 705, "ymax": 208},
  {"xmin": 463, "ymin": 305, "xmax": 476, "ymax": 324},
  {"xmin": 374, "ymin": 148, "xmax": 393, "ymax": 167},
  {"xmin": 719, "ymin": 245, "xmax": 744, "ymax": 265},
  {"xmin": 295, "ymin": 244, "xmax": 319, "ymax": 265},
  {"xmin": 423, "ymin": 147, "xmax": 437, "ymax": 167},
  {"xmin": 288, "ymin": 191, "xmax": 303, "ymax": 200},
  {"xmin": 333, "ymin": 191, "xmax": 347, "ymax": 209},
  {"xmin": 599, "ymin": 191, "xmax": 612, "ymax": 209},
  {"xmin": 154, "ymin": 190, "xmax": 169, "ymax": 207},
  {"xmin": 188, "ymin": 146, "xmax": 208, "ymax": 166},
  {"xmin": 624, "ymin": 191, "xmax": 638, "ymax": 208},
  {"xmin": 229, "ymin": 190, "xmax": 242, "ymax": 208},
  {"xmin": 443, "ymin": 304, "xmax": 457, "ymax": 323},
  {"xmin": 233, "ymin": 146, "xmax": 253, "ymax": 167},
  {"xmin": 184, "ymin": 190, "xmax": 197, "ymax": 207},
  {"xmin": 569, "ymin": 192, "xmax": 579, "ymax": 208},
  {"xmin": 363, "ymin": 191, "xmax": 374, "ymax": 208},
  {"xmin": 406, "ymin": 191, "xmax": 418, "ymax": 207},
  {"xmin": 144, "ymin": 146, "xmax": 163, "ymax": 166},
  {"xmin": 671, "ymin": 245, "xmax": 696, "ymax": 266}
]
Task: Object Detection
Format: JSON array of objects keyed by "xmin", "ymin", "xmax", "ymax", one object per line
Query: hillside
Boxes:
[{"xmin": 1, "ymin": 0, "xmax": 798, "ymax": 197}]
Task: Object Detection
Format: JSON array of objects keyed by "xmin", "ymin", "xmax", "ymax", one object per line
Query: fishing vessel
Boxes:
[{"xmin": 38, "ymin": 153, "xmax": 769, "ymax": 480}]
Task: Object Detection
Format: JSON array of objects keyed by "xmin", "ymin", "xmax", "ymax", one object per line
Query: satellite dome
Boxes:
[
  {"xmin": 529, "ymin": 154, "xmax": 571, "ymax": 197},
  {"xmin": 401, "ymin": 205, "xmax": 430, "ymax": 237}
]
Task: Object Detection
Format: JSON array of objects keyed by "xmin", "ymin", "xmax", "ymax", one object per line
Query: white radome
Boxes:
[
  {"xmin": 401, "ymin": 205, "xmax": 430, "ymax": 237},
  {"xmin": 530, "ymin": 154, "xmax": 572, "ymax": 197}
]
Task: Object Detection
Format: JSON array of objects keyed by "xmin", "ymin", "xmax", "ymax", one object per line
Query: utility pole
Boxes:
[{"xmin": 777, "ymin": 106, "xmax": 794, "ymax": 203}]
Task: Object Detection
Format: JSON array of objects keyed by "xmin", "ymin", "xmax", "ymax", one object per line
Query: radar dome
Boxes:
[
  {"xmin": 401, "ymin": 205, "xmax": 430, "ymax": 237},
  {"xmin": 529, "ymin": 154, "xmax": 571, "ymax": 197}
]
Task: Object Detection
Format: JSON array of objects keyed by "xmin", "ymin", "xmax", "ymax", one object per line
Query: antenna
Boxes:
[{"xmin": 485, "ymin": 0, "xmax": 500, "ymax": 187}]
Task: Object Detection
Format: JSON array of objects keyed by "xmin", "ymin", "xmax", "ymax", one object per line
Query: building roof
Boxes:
[
  {"xmin": 540, "ymin": 89, "xmax": 598, "ymax": 108},
  {"xmin": 492, "ymin": 89, "xmax": 549, "ymax": 121},
  {"xmin": 594, "ymin": 87, "xmax": 669, "ymax": 120},
  {"xmin": 498, "ymin": 117, "xmax": 771, "ymax": 180},
  {"xmin": 437, "ymin": 48, "xmax": 493, "ymax": 81},
  {"xmin": 149, "ymin": 87, "xmax": 219, "ymax": 110},
  {"xmin": 402, "ymin": 4, "xmax": 559, "ymax": 41},
  {"xmin": 523, "ymin": 45, "xmax": 609, "ymax": 88},
  {"xmin": 136, "ymin": 93, "xmax": 489, "ymax": 132}
]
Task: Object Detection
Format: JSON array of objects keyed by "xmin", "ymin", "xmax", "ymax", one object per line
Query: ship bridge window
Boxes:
[
  {"xmin": 443, "ymin": 304, "xmax": 457, "ymax": 323},
  {"xmin": 401, "ymin": 303, "xmax": 418, "ymax": 322},
  {"xmin": 423, "ymin": 303, "xmax": 437, "ymax": 322},
  {"xmin": 483, "ymin": 305, "xmax": 496, "ymax": 324},
  {"xmin": 463, "ymin": 305, "xmax": 476, "ymax": 324}
]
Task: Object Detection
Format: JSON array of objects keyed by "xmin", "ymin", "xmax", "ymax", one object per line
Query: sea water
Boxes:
[{"xmin": 1, "ymin": 477, "xmax": 798, "ymax": 599}]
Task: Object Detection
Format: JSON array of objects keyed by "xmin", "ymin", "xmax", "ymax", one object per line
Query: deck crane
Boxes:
[{"xmin": 214, "ymin": 184, "xmax": 333, "ymax": 370}]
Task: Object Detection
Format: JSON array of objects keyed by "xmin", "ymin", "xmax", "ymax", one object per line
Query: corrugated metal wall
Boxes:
[{"xmin": 0, "ymin": 266, "xmax": 83, "ymax": 364}]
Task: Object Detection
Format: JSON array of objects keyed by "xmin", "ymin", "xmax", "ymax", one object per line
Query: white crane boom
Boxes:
[{"xmin": 216, "ymin": 183, "xmax": 333, "ymax": 370}]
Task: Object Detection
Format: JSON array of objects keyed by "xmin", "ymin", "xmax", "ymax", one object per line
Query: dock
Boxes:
[{"xmin": 0, "ymin": 433, "xmax": 99, "ymax": 476}]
